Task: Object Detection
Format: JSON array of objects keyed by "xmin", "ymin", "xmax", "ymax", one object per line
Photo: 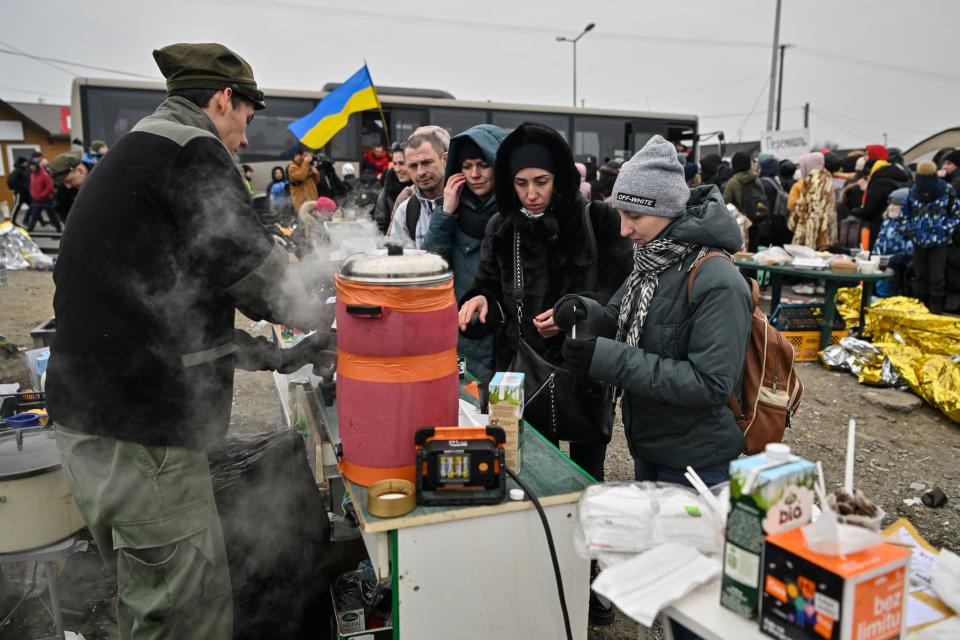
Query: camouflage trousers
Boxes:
[{"xmin": 56, "ymin": 425, "xmax": 232, "ymax": 640}]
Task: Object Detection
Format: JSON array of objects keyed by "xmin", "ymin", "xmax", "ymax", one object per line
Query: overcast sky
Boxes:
[{"xmin": 3, "ymin": 0, "xmax": 957, "ymax": 150}]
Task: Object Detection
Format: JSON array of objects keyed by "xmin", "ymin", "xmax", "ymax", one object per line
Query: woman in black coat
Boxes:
[{"xmin": 458, "ymin": 123, "xmax": 633, "ymax": 480}]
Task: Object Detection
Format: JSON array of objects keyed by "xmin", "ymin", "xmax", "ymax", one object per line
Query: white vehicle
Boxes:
[{"xmin": 71, "ymin": 77, "xmax": 699, "ymax": 192}]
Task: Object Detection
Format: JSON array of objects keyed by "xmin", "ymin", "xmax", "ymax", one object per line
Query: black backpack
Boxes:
[
  {"xmin": 405, "ymin": 195, "xmax": 422, "ymax": 243},
  {"xmin": 740, "ymin": 179, "xmax": 769, "ymax": 222},
  {"xmin": 761, "ymin": 177, "xmax": 789, "ymax": 219}
]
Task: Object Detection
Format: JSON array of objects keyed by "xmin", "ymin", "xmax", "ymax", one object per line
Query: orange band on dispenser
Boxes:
[
  {"xmin": 336, "ymin": 276, "xmax": 454, "ymax": 313},
  {"xmin": 338, "ymin": 348, "xmax": 458, "ymax": 383},
  {"xmin": 340, "ymin": 459, "xmax": 417, "ymax": 487}
]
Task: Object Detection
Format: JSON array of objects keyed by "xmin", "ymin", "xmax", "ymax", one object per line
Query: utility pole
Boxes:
[
  {"xmin": 776, "ymin": 44, "xmax": 790, "ymax": 131},
  {"xmin": 556, "ymin": 23, "xmax": 596, "ymax": 108},
  {"xmin": 803, "ymin": 102, "xmax": 810, "ymax": 129},
  {"xmin": 765, "ymin": 0, "xmax": 783, "ymax": 132},
  {"xmin": 883, "ymin": 132, "xmax": 888, "ymax": 146}
]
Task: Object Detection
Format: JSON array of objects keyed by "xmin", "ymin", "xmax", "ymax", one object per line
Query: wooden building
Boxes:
[{"xmin": 0, "ymin": 100, "xmax": 72, "ymax": 207}]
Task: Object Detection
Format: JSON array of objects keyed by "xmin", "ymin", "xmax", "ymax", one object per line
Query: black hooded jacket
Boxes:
[
  {"xmin": 462, "ymin": 122, "xmax": 633, "ymax": 370},
  {"xmin": 853, "ymin": 164, "xmax": 911, "ymax": 245}
]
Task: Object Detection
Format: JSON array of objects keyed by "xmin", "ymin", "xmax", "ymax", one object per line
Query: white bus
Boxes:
[{"xmin": 71, "ymin": 77, "xmax": 699, "ymax": 190}]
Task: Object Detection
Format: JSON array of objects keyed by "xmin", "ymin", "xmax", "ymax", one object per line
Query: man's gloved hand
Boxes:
[
  {"xmin": 278, "ymin": 332, "xmax": 336, "ymax": 375},
  {"xmin": 562, "ymin": 337, "xmax": 597, "ymax": 377},
  {"xmin": 234, "ymin": 330, "xmax": 282, "ymax": 372}
]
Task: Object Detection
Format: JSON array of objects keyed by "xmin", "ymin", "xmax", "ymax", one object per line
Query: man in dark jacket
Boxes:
[
  {"xmin": 48, "ymin": 151, "xmax": 91, "ymax": 223},
  {"xmin": 555, "ymin": 136, "xmax": 751, "ymax": 485},
  {"xmin": 423, "ymin": 124, "xmax": 507, "ymax": 383},
  {"xmin": 940, "ymin": 149, "xmax": 960, "ymax": 196},
  {"xmin": 48, "ymin": 43, "xmax": 332, "ymax": 640},
  {"xmin": 852, "ymin": 160, "xmax": 911, "ymax": 249},
  {"xmin": 724, "ymin": 151, "xmax": 763, "ymax": 251},
  {"xmin": 700, "ymin": 153, "xmax": 723, "ymax": 188},
  {"xmin": 5, "ymin": 156, "xmax": 31, "ymax": 226}
]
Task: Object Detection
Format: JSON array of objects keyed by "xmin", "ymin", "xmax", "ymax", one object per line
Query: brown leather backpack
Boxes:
[{"xmin": 687, "ymin": 252, "xmax": 804, "ymax": 454}]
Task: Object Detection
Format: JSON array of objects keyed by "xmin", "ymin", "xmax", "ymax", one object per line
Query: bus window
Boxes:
[
  {"xmin": 81, "ymin": 86, "xmax": 164, "ymax": 146},
  {"xmin": 630, "ymin": 120, "xmax": 669, "ymax": 157},
  {"xmin": 492, "ymin": 111, "xmax": 568, "ymax": 141},
  {"xmin": 361, "ymin": 111, "xmax": 387, "ymax": 151},
  {"xmin": 325, "ymin": 113, "xmax": 360, "ymax": 161},
  {"xmin": 242, "ymin": 96, "xmax": 317, "ymax": 162},
  {"xmin": 391, "ymin": 108, "xmax": 424, "ymax": 143},
  {"xmin": 574, "ymin": 116, "xmax": 626, "ymax": 163},
  {"xmin": 429, "ymin": 108, "xmax": 487, "ymax": 137}
]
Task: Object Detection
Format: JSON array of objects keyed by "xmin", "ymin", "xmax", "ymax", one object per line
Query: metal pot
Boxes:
[{"xmin": 0, "ymin": 427, "xmax": 85, "ymax": 552}]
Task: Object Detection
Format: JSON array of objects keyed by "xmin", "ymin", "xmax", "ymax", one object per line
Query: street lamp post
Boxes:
[{"xmin": 556, "ymin": 22, "xmax": 595, "ymax": 108}]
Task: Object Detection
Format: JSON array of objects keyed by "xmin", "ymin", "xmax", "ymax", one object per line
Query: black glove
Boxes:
[
  {"xmin": 562, "ymin": 337, "xmax": 597, "ymax": 377},
  {"xmin": 553, "ymin": 295, "xmax": 588, "ymax": 333},
  {"xmin": 233, "ymin": 330, "xmax": 282, "ymax": 371},
  {"xmin": 278, "ymin": 332, "xmax": 336, "ymax": 375}
]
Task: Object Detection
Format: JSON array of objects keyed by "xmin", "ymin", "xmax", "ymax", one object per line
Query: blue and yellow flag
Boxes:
[{"xmin": 288, "ymin": 64, "xmax": 381, "ymax": 149}]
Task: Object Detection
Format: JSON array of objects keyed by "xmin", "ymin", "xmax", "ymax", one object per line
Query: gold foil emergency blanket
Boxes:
[
  {"xmin": 835, "ymin": 287, "xmax": 863, "ymax": 329},
  {"xmin": 864, "ymin": 296, "xmax": 960, "ymax": 356},
  {"xmin": 821, "ymin": 295, "xmax": 960, "ymax": 423}
]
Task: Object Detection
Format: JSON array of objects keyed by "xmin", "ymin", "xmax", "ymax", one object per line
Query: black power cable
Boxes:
[{"xmin": 504, "ymin": 466, "xmax": 573, "ymax": 640}]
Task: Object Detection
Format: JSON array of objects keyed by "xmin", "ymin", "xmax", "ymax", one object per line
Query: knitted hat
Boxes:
[
  {"xmin": 509, "ymin": 142, "xmax": 554, "ymax": 176},
  {"xmin": 315, "ymin": 196, "xmax": 338, "ymax": 212},
  {"xmin": 456, "ymin": 139, "xmax": 485, "ymax": 167},
  {"xmin": 915, "ymin": 160, "xmax": 942, "ymax": 202},
  {"xmin": 731, "ymin": 151, "xmax": 752, "ymax": 173},
  {"xmin": 943, "ymin": 149, "xmax": 960, "ymax": 167},
  {"xmin": 683, "ymin": 162, "xmax": 700, "ymax": 182},
  {"xmin": 865, "ymin": 144, "xmax": 889, "ymax": 162},
  {"xmin": 611, "ymin": 135, "xmax": 689, "ymax": 218}
]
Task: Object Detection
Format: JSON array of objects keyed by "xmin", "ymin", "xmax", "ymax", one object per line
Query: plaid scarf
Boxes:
[{"xmin": 615, "ymin": 238, "xmax": 705, "ymax": 347}]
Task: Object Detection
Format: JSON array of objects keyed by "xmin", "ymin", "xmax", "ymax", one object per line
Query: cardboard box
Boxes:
[
  {"xmin": 721, "ymin": 450, "xmax": 817, "ymax": 619},
  {"xmin": 760, "ymin": 528, "xmax": 910, "ymax": 640},
  {"xmin": 488, "ymin": 372, "xmax": 523, "ymax": 471}
]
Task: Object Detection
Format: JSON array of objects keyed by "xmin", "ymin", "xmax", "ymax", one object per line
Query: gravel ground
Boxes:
[{"xmin": 1, "ymin": 269, "xmax": 958, "ymax": 640}]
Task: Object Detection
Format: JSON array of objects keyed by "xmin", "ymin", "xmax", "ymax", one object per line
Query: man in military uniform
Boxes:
[{"xmin": 47, "ymin": 43, "xmax": 332, "ymax": 639}]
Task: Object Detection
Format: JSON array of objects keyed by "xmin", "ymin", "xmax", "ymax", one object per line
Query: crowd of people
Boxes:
[{"xmin": 4, "ymin": 142, "xmax": 105, "ymax": 233}]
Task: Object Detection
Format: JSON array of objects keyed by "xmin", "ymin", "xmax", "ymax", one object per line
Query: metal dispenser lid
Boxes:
[
  {"xmin": 339, "ymin": 245, "xmax": 452, "ymax": 285},
  {"xmin": 0, "ymin": 427, "xmax": 62, "ymax": 481}
]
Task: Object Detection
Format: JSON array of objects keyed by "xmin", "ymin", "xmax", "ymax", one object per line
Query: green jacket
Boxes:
[
  {"xmin": 723, "ymin": 169, "xmax": 759, "ymax": 214},
  {"xmin": 572, "ymin": 185, "xmax": 751, "ymax": 469}
]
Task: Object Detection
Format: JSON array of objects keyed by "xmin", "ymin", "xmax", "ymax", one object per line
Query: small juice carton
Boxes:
[
  {"xmin": 760, "ymin": 528, "xmax": 909, "ymax": 640},
  {"xmin": 721, "ymin": 444, "xmax": 817, "ymax": 619},
  {"xmin": 488, "ymin": 372, "xmax": 523, "ymax": 471}
]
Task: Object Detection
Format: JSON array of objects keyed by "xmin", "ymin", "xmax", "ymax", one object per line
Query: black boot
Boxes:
[{"xmin": 588, "ymin": 560, "xmax": 615, "ymax": 626}]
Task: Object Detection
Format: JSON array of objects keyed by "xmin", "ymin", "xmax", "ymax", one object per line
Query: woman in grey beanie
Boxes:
[{"xmin": 553, "ymin": 135, "xmax": 753, "ymax": 488}]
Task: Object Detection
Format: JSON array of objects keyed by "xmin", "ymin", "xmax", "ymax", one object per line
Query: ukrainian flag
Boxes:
[{"xmin": 288, "ymin": 64, "xmax": 381, "ymax": 149}]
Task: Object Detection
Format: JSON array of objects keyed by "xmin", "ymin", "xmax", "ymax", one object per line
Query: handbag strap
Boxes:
[{"xmin": 512, "ymin": 229, "xmax": 524, "ymax": 322}]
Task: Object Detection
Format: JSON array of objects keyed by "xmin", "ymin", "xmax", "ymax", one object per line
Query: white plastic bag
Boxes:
[
  {"xmin": 576, "ymin": 482, "xmax": 724, "ymax": 559},
  {"xmin": 752, "ymin": 246, "xmax": 792, "ymax": 266}
]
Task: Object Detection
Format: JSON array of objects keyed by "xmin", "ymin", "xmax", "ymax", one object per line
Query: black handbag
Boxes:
[{"xmin": 507, "ymin": 206, "xmax": 613, "ymax": 444}]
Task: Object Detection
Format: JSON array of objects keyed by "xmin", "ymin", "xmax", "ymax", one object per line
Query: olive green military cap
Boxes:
[
  {"xmin": 152, "ymin": 43, "xmax": 266, "ymax": 109},
  {"xmin": 48, "ymin": 151, "xmax": 83, "ymax": 180}
]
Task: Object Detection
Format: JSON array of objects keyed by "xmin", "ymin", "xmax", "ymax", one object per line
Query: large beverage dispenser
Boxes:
[{"xmin": 335, "ymin": 246, "xmax": 459, "ymax": 486}]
